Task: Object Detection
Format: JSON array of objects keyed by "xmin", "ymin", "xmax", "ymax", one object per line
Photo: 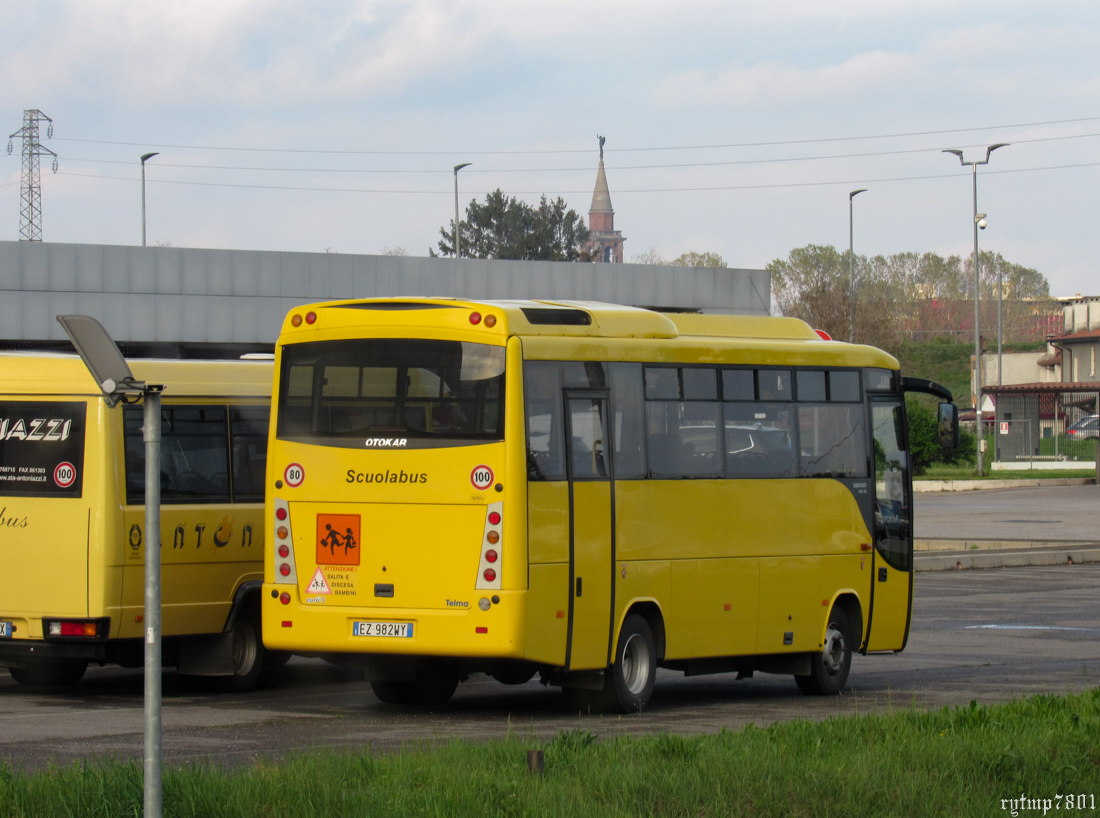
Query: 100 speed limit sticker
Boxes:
[{"xmin": 470, "ymin": 465, "xmax": 494, "ymax": 490}]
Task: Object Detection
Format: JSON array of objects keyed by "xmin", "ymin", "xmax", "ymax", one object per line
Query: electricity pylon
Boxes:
[{"xmin": 7, "ymin": 110, "xmax": 58, "ymax": 242}]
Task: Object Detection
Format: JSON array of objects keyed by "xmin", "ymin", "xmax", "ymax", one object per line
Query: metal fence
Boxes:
[{"xmin": 993, "ymin": 390, "xmax": 1099, "ymax": 466}]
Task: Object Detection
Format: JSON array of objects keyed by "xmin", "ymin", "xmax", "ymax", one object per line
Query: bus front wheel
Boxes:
[
  {"xmin": 795, "ymin": 606, "xmax": 852, "ymax": 696},
  {"xmin": 9, "ymin": 659, "xmax": 88, "ymax": 688},
  {"xmin": 605, "ymin": 614, "xmax": 657, "ymax": 713}
]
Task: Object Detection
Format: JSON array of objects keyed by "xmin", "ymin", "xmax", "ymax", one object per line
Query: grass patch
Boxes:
[
  {"xmin": 917, "ymin": 464, "xmax": 1095, "ymax": 481},
  {"xmin": 3, "ymin": 690, "xmax": 1100, "ymax": 817}
]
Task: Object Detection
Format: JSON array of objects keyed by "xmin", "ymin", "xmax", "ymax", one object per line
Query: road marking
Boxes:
[{"xmin": 963, "ymin": 624, "xmax": 1100, "ymax": 632}]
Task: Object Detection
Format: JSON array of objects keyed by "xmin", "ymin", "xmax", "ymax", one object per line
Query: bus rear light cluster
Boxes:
[
  {"xmin": 43, "ymin": 617, "xmax": 109, "ymax": 640},
  {"xmin": 290, "ymin": 312, "xmax": 318, "ymax": 328},
  {"xmin": 475, "ymin": 501, "xmax": 503, "ymax": 590},
  {"xmin": 273, "ymin": 497, "xmax": 298, "ymax": 586}
]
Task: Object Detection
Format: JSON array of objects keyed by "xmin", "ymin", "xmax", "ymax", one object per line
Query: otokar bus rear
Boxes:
[{"xmin": 262, "ymin": 299, "xmax": 957, "ymax": 712}]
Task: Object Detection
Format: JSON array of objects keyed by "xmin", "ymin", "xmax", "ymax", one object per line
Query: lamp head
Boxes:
[
  {"xmin": 849, "ymin": 188, "xmax": 867, "ymax": 200},
  {"xmin": 141, "ymin": 152, "xmax": 159, "ymax": 164},
  {"xmin": 943, "ymin": 148, "xmax": 965, "ymax": 164},
  {"xmin": 985, "ymin": 143, "xmax": 1008, "ymax": 161},
  {"xmin": 454, "ymin": 162, "xmax": 472, "ymax": 174}
]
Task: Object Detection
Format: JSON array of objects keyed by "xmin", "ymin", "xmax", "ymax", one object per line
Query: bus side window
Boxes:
[
  {"xmin": 124, "ymin": 405, "xmax": 231, "ymax": 503},
  {"xmin": 610, "ymin": 363, "xmax": 645, "ymax": 479},
  {"xmin": 645, "ymin": 400, "xmax": 722, "ymax": 479},
  {"xmin": 523, "ymin": 362, "xmax": 565, "ymax": 481},
  {"xmin": 797, "ymin": 404, "xmax": 868, "ymax": 478},
  {"xmin": 723, "ymin": 402, "xmax": 796, "ymax": 478},
  {"xmin": 230, "ymin": 405, "xmax": 269, "ymax": 502}
]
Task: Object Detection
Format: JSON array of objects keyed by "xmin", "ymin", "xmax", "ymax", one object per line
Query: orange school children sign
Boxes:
[{"xmin": 316, "ymin": 514, "xmax": 360, "ymax": 566}]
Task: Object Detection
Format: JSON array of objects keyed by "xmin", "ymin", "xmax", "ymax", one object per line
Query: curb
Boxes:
[
  {"xmin": 914, "ymin": 478, "xmax": 1096, "ymax": 492},
  {"xmin": 915, "ymin": 544, "xmax": 1100, "ymax": 572},
  {"xmin": 915, "ymin": 538, "xmax": 1100, "ymax": 552}
]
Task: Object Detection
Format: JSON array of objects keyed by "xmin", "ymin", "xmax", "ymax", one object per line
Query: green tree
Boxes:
[
  {"xmin": 767, "ymin": 244, "xmax": 899, "ymax": 350},
  {"xmin": 670, "ymin": 251, "xmax": 726, "ymax": 268},
  {"xmin": 434, "ymin": 189, "xmax": 589, "ymax": 261}
]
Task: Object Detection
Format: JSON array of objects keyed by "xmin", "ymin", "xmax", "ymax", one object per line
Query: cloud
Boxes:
[
  {"xmin": 656, "ymin": 50, "xmax": 917, "ymax": 107},
  {"xmin": 0, "ymin": 1, "xmax": 503, "ymax": 108}
]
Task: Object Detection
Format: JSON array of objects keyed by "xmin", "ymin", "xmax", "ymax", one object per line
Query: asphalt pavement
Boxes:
[{"xmin": 914, "ymin": 482, "xmax": 1100, "ymax": 571}]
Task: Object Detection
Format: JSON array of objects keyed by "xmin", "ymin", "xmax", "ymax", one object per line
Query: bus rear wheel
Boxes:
[
  {"xmin": 795, "ymin": 606, "xmax": 852, "ymax": 696},
  {"xmin": 370, "ymin": 664, "xmax": 459, "ymax": 707},
  {"xmin": 213, "ymin": 616, "xmax": 265, "ymax": 693},
  {"xmin": 604, "ymin": 614, "xmax": 657, "ymax": 713},
  {"xmin": 9, "ymin": 659, "xmax": 88, "ymax": 688}
]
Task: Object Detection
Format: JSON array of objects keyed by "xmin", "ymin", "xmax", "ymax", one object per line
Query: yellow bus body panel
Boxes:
[{"xmin": 866, "ymin": 560, "xmax": 909, "ymax": 651}]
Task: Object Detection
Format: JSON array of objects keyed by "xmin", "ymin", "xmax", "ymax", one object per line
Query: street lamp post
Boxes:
[
  {"xmin": 141, "ymin": 152, "xmax": 159, "ymax": 247},
  {"xmin": 453, "ymin": 163, "xmax": 471, "ymax": 257},
  {"xmin": 848, "ymin": 189, "xmax": 867, "ymax": 344},
  {"xmin": 943, "ymin": 143, "xmax": 1008, "ymax": 477}
]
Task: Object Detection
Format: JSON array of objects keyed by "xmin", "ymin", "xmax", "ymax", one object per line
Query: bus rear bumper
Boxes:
[
  {"xmin": 261, "ymin": 585, "xmax": 527, "ymax": 660},
  {"xmin": 0, "ymin": 639, "xmax": 108, "ymax": 666}
]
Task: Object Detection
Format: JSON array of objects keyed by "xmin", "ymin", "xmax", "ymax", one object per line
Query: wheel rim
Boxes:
[
  {"xmin": 231, "ymin": 621, "xmax": 258, "ymax": 677},
  {"xmin": 620, "ymin": 633, "xmax": 651, "ymax": 695},
  {"xmin": 821, "ymin": 624, "xmax": 846, "ymax": 677}
]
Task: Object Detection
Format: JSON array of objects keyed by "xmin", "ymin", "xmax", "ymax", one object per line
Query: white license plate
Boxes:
[
  {"xmin": 352, "ymin": 621, "xmax": 413, "ymax": 638},
  {"xmin": 0, "ymin": 621, "xmax": 11, "ymax": 638}
]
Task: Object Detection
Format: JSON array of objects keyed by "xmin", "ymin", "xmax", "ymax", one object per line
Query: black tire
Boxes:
[
  {"xmin": 370, "ymin": 679, "xmax": 408, "ymax": 704},
  {"xmin": 9, "ymin": 659, "xmax": 88, "ymax": 688},
  {"xmin": 604, "ymin": 614, "xmax": 657, "ymax": 713},
  {"xmin": 403, "ymin": 667, "xmax": 459, "ymax": 706},
  {"xmin": 213, "ymin": 616, "xmax": 265, "ymax": 693},
  {"xmin": 795, "ymin": 606, "xmax": 852, "ymax": 696},
  {"xmin": 490, "ymin": 664, "xmax": 537, "ymax": 686},
  {"xmin": 370, "ymin": 664, "xmax": 459, "ymax": 707}
]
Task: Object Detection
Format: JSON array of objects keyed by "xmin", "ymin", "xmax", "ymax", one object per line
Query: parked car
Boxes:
[{"xmin": 1066, "ymin": 415, "xmax": 1099, "ymax": 440}]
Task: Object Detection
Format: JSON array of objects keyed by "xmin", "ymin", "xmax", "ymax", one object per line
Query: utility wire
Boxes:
[
  {"xmin": 54, "ymin": 160, "xmax": 1100, "ymax": 196},
  {"xmin": 51, "ymin": 131, "xmax": 1100, "ymax": 175},
  {"xmin": 47, "ymin": 115, "xmax": 1100, "ymax": 157}
]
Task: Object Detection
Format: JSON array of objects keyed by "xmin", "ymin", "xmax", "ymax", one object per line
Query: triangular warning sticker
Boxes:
[{"xmin": 307, "ymin": 567, "xmax": 331, "ymax": 594}]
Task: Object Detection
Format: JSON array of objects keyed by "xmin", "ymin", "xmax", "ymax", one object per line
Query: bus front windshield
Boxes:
[{"xmin": 276, "ymin": 339, "xmax": 505, "ymax": 447}]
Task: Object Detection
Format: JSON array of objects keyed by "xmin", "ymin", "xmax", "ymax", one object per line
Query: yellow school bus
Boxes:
[
  {"xmin": 0, "ymin": 353, "xmax": 275, "ymax": 690},
  {"xmin": 262, "ymin": 299, "xmax": 955, "ymax": 711}
]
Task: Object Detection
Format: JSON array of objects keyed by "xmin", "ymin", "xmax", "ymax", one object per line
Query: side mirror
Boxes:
[{"xmin": 938, "ymin": 403, "xmax": 960, "ymax": 449}]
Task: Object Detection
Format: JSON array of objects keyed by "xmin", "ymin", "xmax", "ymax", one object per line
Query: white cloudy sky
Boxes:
[{"xmin": 2, "ymin": 0, "xmax": 1098, "ymax": 296}]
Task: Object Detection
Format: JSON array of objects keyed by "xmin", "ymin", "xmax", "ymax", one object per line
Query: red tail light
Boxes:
[{"xmin": 476, "ymin": 501, "xmax": 503, "ymax": 590}]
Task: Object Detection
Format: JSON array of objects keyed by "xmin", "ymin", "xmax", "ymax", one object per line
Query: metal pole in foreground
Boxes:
[
  {"xmin": 143, "ymin": 386, "xmax": 163, "ymax": 818},
  {"xmin": 453, "ymin": 163, "xmax": 471, "ymax": 257}
]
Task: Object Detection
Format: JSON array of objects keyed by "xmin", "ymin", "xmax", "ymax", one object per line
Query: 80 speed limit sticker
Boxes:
[
  {"xmin": 470, "ymin": 465, "xmax": 494, "ymax": 490},
  {"xmin": 284, "ymin": 463, "xmax": 305, "ymax": 487}
]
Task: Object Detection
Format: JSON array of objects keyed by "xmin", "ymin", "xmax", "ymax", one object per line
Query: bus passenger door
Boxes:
[
  {"xmin": 866, "ymin": 399, "xmax": 913, "ymax": 651},
  {"xmin": 564, "ymin": 393, "xmax": 615, "ymax": 671}
]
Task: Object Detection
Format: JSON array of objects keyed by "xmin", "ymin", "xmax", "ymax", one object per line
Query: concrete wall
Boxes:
[
  {"xmin": 0, "ymin": 241, "xmax": 769, "ymax": 346},
  {"xmin": 981, "ymin": 351, "xmax": 1054, "ymax": 386}
]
